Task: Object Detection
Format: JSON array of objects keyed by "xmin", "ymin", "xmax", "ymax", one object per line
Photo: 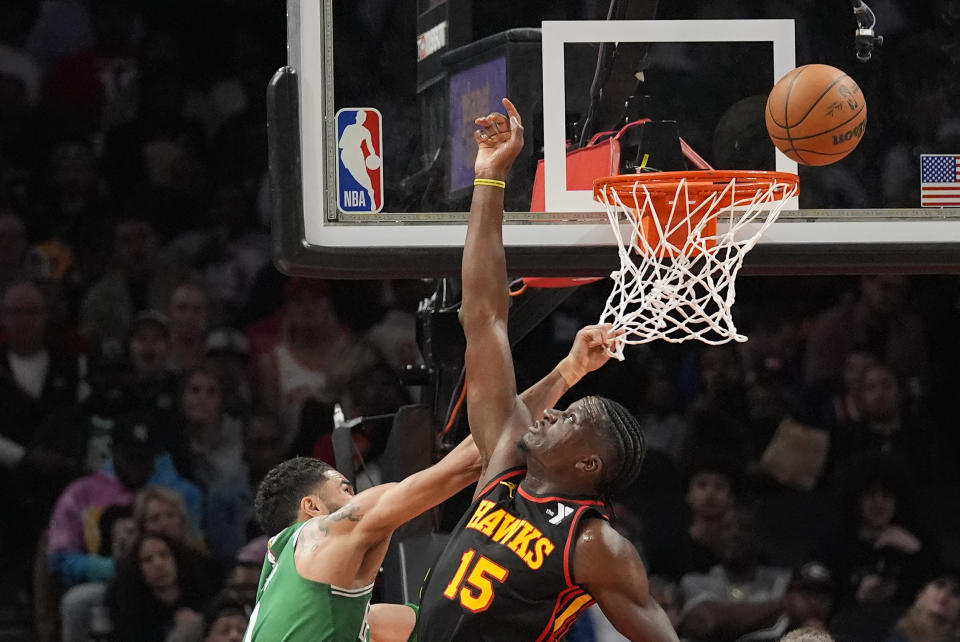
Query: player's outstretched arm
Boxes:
[
  {"xmin": 519, "ymin": 323, "xmax": 623, "ymax": 419},
  {"xmin": 575, "ymin": 520, "xmax": 680, "ymax": 642},
  {"xmin": 460, "ymin": 97, "xmax": 529, "ymax": 485},
  {"xmin": 353, "ymin": 435, "xmax": 482, "ymax": 542}
]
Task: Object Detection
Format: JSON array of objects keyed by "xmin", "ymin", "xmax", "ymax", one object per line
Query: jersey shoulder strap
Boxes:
[{"xmin": 476, "ymin": 466, "xmax": 525, "ymax": 500}]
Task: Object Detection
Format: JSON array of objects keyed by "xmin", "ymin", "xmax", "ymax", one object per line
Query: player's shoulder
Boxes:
[
  {"xmin": 573, "ymin": 517, "xmax": 641, "ymax": 583},
  {"xmin": 575, "ymin": 516, "xmax": 628, "ymax": 552}
]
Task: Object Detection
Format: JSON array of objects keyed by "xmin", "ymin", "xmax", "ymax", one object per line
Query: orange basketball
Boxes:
[{"xmin": 765, "ymin": 64, "xmax": 867, "ymax": 166}]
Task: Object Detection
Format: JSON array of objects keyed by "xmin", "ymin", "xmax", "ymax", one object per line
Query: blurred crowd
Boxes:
[
  {"xmin": 524, "ymin": 269, "xmax": 960, "ymax": 642},
  {"xmin": 1, "ymin": 1, "xmax": 959, "ymax": 642}
]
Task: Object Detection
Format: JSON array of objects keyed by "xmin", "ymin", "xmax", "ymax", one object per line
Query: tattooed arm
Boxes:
[
  {"xmin": 293, "ymin": 437, "xmax": 480, "ymax": 588},
  {"xmin": 352, "ymin": 434, "xmax": 481, "ymax": 543},
  {"xmin": 309, "ymin": 504, "xmax": 364, "ymax": 543},
  {"xmin": 297, "ymin": 437, "xmax": 479, "ymax": 551}
]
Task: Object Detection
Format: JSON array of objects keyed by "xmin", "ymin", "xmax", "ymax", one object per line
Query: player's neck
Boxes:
[{"xmin": 521, "ymin": 462, "xmax": 591, "ymax": 498}]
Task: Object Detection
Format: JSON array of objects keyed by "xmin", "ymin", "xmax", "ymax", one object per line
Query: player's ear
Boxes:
[
  {"xmin": 576, "ymin": 454, "xmax": 602, "ymax": 475},
  {"xmin": 300, "ymin": 493, "xmax": 327, "ymax": 517}
]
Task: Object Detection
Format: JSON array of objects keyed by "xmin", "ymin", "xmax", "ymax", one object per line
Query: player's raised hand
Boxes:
[
  {"xmin": 474, "ymin": 97, "xmax": 524, "ymax": 180},
  {"xmin": 557, "ymin": 323, "xmax": 625, "ymax": 385}
]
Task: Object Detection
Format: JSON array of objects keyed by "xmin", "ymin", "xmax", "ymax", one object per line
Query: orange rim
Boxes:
[
  {"xmin": 593, "ymin": 170, "xmax": 799, "ymax": 206},
  {"xmin": 593, "ymin": 170, "xmax": 799, "ymax": 258}
]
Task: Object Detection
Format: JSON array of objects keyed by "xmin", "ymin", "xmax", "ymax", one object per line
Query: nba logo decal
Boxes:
[{"xmin": 336, "ymin": 108, "xmax": 383, "ymax": 213}]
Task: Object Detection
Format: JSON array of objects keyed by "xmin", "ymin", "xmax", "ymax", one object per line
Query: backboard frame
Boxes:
[{"xmin": 269, "ymin": 0, "xmax": 960, "ymax": 278}]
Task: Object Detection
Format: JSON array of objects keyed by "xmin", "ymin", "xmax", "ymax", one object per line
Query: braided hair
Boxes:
[
  {"xmin": 254, "ymin": 457, "xmax": 335, "ymax": 536},
  {"xmin": 584, "ymin": 396, "xmax": 646, "ymax": 501}
]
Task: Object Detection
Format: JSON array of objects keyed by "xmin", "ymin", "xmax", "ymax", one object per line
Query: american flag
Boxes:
[{"xmin": 920, "ymin": 154, "xmax": 960, "ymax": 207}]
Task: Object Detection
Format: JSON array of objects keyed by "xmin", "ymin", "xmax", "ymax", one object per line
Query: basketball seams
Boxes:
[
  {"xmin": 782, "ymin": 66, "xmax": 805, "ymax": 165},
  {"xmin": 764, "ymin": 66, "xmax": 798, "ymax": 129},
  {"xmin": 767, "ymin": 107, "xmax": 865, "ymax": 142},
  {"xmin": 788, "ymin": 74, "xmax": 857, "ymax": 130}
]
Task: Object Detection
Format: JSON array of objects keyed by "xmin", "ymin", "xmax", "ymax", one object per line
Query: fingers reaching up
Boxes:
[
  {"xmin": 568, "ymin": 323, "xmax": 626, "ymax": 375},
  {"xmin": 474, "ymin": 97, "xmax": 525, "ymax": 178}
]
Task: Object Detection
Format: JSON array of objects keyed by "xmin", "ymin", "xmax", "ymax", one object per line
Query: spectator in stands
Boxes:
[
  {"xmin": 646, "ymin": 453, "xmax": 739, "ymax": 580},
  {"xmin": 0, "ymin": 277, "xmax": 87, "ymax": 589},
  {"xmin": 256, "ymin": 277, "xmax": 382, "ymax": 451},
  {"xmin": 205, "ymin": 411, "xmax": 286, "ymax": 562},
  {"xmin": 800, "ymin": 351, "xmax": 878, "ymax": 440},
  {"xmin": 201, "ymin": 595, "xmax": 249, "ymax": 642},
  {"xmin": 736, "ymin": 560, "xmax": 836, "ymax": 641},
  {"xmin": 29, "ymin": 139, "xmax": 114, "ymax": 286},
  {"xmin": 106, "ymin": 532, "xmax": 215, "ymax": 642},
  {"xmin": 52, "ymin": 416, "xmax": 200, "ymax": 642},
  {"xmin": 827, "ymin": 454, "xmax": 938, "ymax": 642},
  {"xmin": 678, "ymin": 505, "xmax": 791, "ymax": 642},
  {"xmin": 58, "ymin": 504, "xmax": 135, "ymax": 642},
  {"xmin": 830, "ymin": 362, "xmax": 948, "ymax": 486},
  {"xmin": 83, "ymin": 310, "xmax": 184, "ymax": 473},
  {"xmin": 99, "ymin": 504, "xmax": 137, "ymax": 563},
  {"xmin": 47, "ymin": 413, "xmax": 202, "ymax": 590},
  {"xmin": 804, "ymin": 275, "xmax": 929, "ymax": 395},
  {"xmin": 167, "ymin": 279, "xmax": 211, "ymax": 372},
  {"xmin": 178, "ymin": 364, "xmax": 243, "ymax": 492},
  {"xmin": 133, "ymin": 485, "xmax": 223, "ymax": 607},
  {"xmin": 221, "ymin": 558, "xmax": 260, "ymax": 610},
  {"xmin": 79, "ymin": 216, "xmax": 170, "ymax": 362},
  {"xmin": 204, "ymin": 327, "xmax": 253, "ymax": 415},
  {"xmin": 133, "ymin": 486, "xmax": 205, "ymax": 553},
  {"xmin": 0, "ymin": 278, "xmax": 88, "ymax": 469},
  {"xmin": 884, "ymin": 569, "xmax": 960, "ymax": 642}
]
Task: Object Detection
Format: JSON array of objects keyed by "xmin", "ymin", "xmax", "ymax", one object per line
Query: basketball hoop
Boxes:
[{"xmin": 594, "ymin": 170, "xmax": 799, "ymax": 354}]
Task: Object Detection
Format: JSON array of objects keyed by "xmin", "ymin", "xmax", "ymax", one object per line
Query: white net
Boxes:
[{"xmin": 597, "ymin": 172, "xmax": 799, "ymax": 357}]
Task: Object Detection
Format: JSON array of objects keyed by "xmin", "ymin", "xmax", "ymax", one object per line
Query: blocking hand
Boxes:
[
  {"xmin": 474, "ymin": 97, "xmax": 524, "ymax": 180},
  {"xmin": 557, "ymin": 324, "xmax": 625, "ymax": 385}
]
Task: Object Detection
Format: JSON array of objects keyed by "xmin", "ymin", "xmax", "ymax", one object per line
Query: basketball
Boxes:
[
  {"xmin": 365, "ymin": 154, "xmax": 381, "ymax": 171},
  {"xmin": 765, "ymin": 64, "xmax": 867, "ymax": 166}
]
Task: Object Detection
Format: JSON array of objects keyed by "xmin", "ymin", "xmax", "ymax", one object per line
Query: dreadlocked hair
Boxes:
[
  {"xmin": 586, "ymin": 396, "xmax": 646, "ymax": 501},
  {"xmin": 254, "ymin": 457, "xmax": 335, "ymax": 537}
]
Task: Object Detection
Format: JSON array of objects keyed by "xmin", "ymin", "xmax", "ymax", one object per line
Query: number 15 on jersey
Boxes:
[{"xmin": 442, "ymin": 549, "xmax": 509, "ymax": 613}]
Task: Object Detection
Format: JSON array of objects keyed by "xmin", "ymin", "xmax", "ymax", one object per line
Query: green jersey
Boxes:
[{"xmin": 243, "ymin": 522, "xmax": 373, "ymax": 642}]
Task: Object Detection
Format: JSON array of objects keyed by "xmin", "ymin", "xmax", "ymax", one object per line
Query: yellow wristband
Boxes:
[
  {"xmin": 474, "ymin": 178, "xmax": 506, "ymax": 189},
  {"xmin": 556, "ymin": 357, "xmax": 586, "ymax": 387}
]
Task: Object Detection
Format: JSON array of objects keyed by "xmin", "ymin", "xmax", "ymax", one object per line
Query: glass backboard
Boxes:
[{"xmin": 268, "ymin": 0, "xmax": 960, "ymax": 278}]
